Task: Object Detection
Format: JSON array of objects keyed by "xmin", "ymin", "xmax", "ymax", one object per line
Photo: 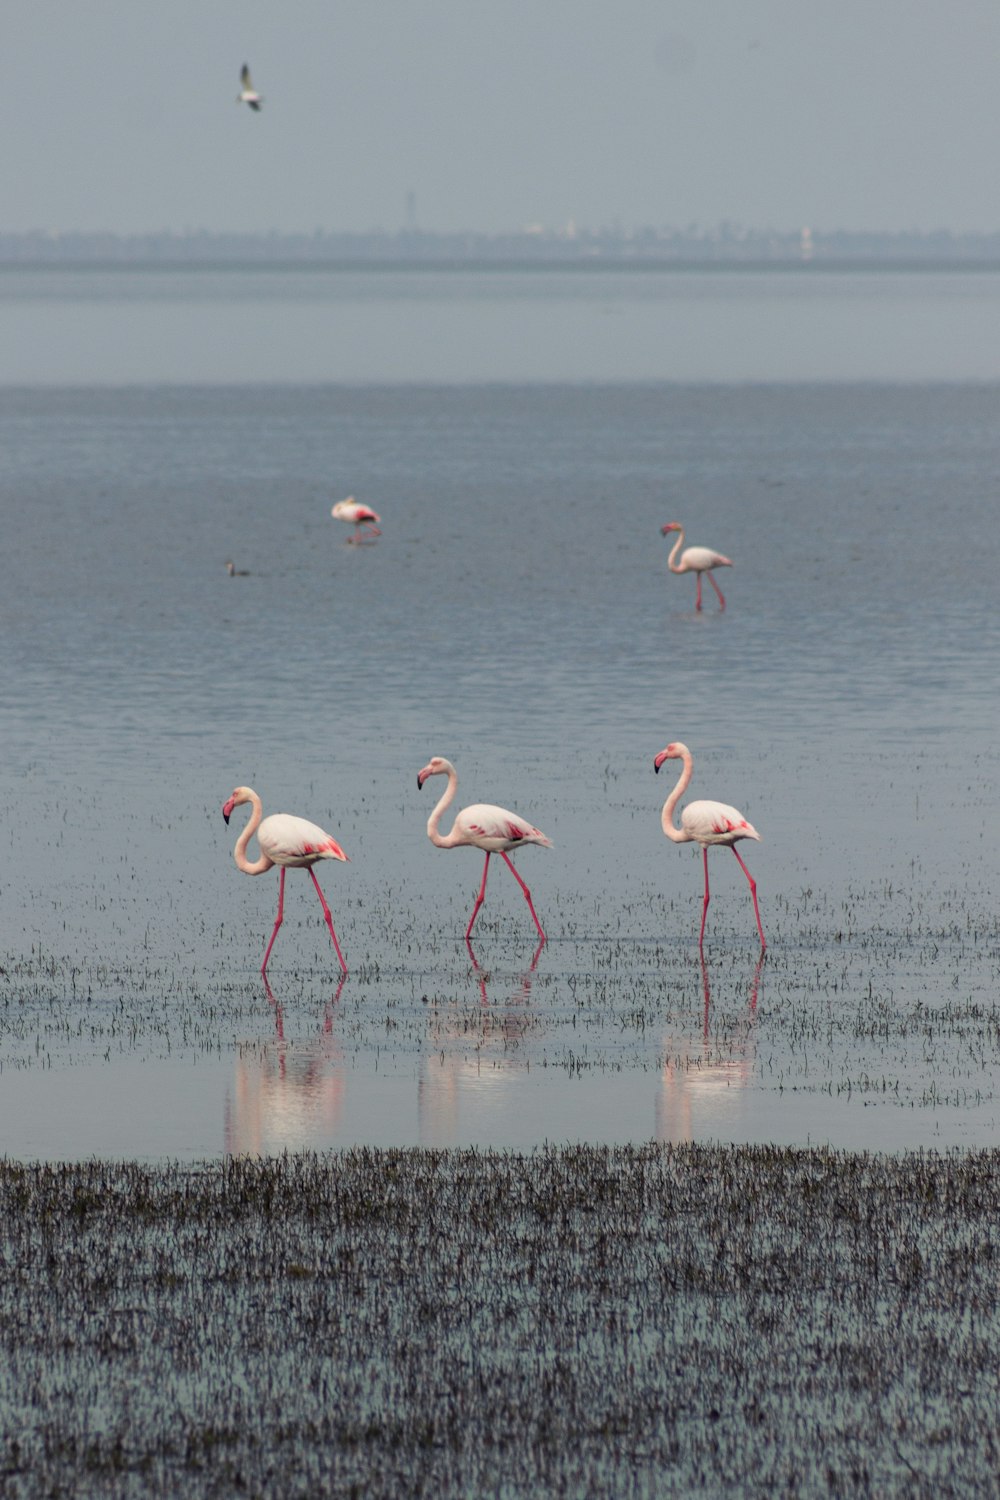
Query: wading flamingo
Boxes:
[
  {"xmin": 654, "ymin": 742, "xmax": 765, "ymax": 952},
  {"xmin": 225, "ymin": 560, "xmax": 250, "ymax": 576},
  {"xmin": 237, "ymin": 64, "xmax": 263, "ymax": 110},
  {"xmin": 223, "ymin": 786, "xmax": 349, "ymax": 974},
  {"xmin": 417, "ymin": 757, "xmax": 551, "ymax": 941},
  {"xmin": 331, "ymin": 498, "xmax": 381, "ymax": 542},
  {"xmin": 661, "ymin": 522, "xmax": 732, "ymax": 610}
]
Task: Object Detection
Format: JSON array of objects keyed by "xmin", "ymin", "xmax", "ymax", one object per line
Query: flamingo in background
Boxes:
[
  {"xmin": 417, "ymin": 757, "xmax": 552, "ymax": 941},
  {"xmin": 222, "ymin": 786, "xmax": 349, "ymax": 974},
  {"xmin": 661, "ymin": 522, "xmax": 732, "ymax": 610},
  {"xmin": 331, "ymin": 498, "xmax": 382, "ymax": 542},
  {"xmin": 654, "ymin": 742, "xmax": 765, "ymax": 952},
  {"xmin": 237, "ymin": 64, "xmax": 263, "ymax": 110}
]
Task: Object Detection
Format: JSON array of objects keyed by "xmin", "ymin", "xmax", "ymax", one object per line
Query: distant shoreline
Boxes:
[
  {"xmin": 3, "ymin": 226, "xmax": 1000, "ymax": 270},
  {"xmin": 3, "ymin": 255, "xmax": 1000, "ymax": 274}
]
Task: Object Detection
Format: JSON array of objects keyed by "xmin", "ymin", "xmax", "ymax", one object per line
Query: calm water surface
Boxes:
[
  {"xmin": 3, "ymin": 264, "xmax": 1000, "ymax": 382},
  {"xmin": 1, "ymin": 270, "xmax": 999, "ymax": 1159}
]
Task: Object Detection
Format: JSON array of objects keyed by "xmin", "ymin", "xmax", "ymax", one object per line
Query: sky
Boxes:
[{"xmin": 4, "ymin": 1, "xmax": 999, "ymax": 236}]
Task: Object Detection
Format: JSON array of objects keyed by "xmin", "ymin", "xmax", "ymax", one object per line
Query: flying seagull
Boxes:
[{"xmin": 237, "ymin": 65, "xmax": 263, "ymax": 111}]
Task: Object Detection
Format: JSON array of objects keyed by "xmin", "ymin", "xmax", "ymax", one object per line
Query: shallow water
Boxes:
[
  {"xmin": 1, "ymin": 295, "xmax": 999, "ymax": 1158},
  {"xmin": 4, "ymin": 264, "xmax": 1000, "ymax": 383}
]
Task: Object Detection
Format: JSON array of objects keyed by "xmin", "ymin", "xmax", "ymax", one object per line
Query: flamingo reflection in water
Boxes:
[
  {"xmin": 465, "ymin": 936, "xmax": 545, "ymax": 1006},
  {"xmin": 417, "ymin": 941, "xmax": 547, "ymax": 1144},
  {"xmin": 654, "ymin": 954, "xmax": 764, "ymax": 1144},
  {"xmin": 224, "ymin": 976, "xmax": 347, "ymax": 1155}
]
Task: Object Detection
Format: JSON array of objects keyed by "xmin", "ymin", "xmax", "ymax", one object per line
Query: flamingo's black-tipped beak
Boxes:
[
  {"xmin": 417, "ymin": 773, "xmax": 425, "ymax": 790},
  {"xmin": 222, "ymin": 796, "xmax": 236, "ymax": 824}
]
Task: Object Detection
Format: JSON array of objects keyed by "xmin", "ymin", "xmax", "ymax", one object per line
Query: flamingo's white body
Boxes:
[
  {"xmin": 417, "ymin": 756, "xmax": 551, "ymax": 941},
  {"xmin": 661, "ymin": 522, "xmax": 732, "ymax": 610},
  {"xmin": 654, "ymin": 742, "xmax": 765, "ymax": 952},
  {"xmin": 237, "ymin": 65, "xmax": 263, "ymax": 110},
  {"xmin": 331, "ymin": 498, "xmax": 381, "ymax": 542},
  {"xmin": 223, "ymin": 786, "xmax": 348, "ymax": 974}
]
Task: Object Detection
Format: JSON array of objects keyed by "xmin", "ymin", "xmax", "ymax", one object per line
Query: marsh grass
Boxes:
[{"xmin": 0, "ymin": 1144, "xmax": 998, "ymax": 1496}]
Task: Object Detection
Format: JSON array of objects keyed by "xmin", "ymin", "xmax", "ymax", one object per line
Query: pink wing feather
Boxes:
[
  {"xmin": 257, "ymin": 813, "xmax": 348, "ymax": 866},
  {"xmin": 455, "ymin": 803, "xmax": 552, "ymax": 851},
  {"xmin": 681, "ymin": 799, "xmax": 760, "ymax": 847}
]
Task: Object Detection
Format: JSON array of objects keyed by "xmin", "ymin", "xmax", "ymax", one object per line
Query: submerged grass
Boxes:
[{"xmin": 0, "ymin": 1144, "xmax": 998, "ymax": 1497}]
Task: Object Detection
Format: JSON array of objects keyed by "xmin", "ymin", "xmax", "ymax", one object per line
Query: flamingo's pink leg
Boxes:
[
  {"xmin": 261, "ymin": 868, "xmax": 286, "ymax": 974},
  {"xmin": 732, "ymin": 847, "xmax": 766, "ymax": 952},
  {"xmin": 466, "ymin": 853, "xmax": 491, "ymax": 939},
  {"xmin": 500, "ymin": 852, "xmax": 546, "ymax": 942},
  {"xmin": 699, "ymin": 847, "xmax": 711, "ymax": 949},
  {"xmin": 308, "ymin": 868, "xmax": 348, "ymax": 974},
  {"xmin": 695, "ymin": 573, "xmax": 703, "ymax": 611},
  {"xmin": 362, "ymin": 523, "xmax": 381, "ymax": 537},
  {"xmin": 707, "ymin": 572, "xmax": 726, "ymax": 610}
]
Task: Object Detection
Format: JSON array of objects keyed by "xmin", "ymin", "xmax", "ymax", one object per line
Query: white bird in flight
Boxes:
[{"xmin": 237, "ymin": 65, "xmax": 263, "ymax": 111}]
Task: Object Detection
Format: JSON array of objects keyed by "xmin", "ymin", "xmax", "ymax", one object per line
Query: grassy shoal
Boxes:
[{"xmin": 0, "ymin": 1143, "xmax": 997, "ymax": 1497}]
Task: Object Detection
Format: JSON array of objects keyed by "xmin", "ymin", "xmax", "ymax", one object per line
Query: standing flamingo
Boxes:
[
  {"xmin": 416, "ymin": 757, "xmax": 552, "ymax": 941},
  {"xmin": 331, "ymin": 498, "xmax": 381, "ymax": 542},
  {"xmin": 222, "ymin": 786, "xmax": 349, "ymax": 974},
  {"xmin": 654, "ymin": 742, "xmax": 765, "ymax": 951},
  {"xmin": 661, "ymin": 522, "xmax": 732, "ymax": 610}
]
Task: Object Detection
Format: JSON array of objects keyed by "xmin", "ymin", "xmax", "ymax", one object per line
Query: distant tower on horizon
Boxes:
[{"xmin": 800, "ymin": 226, "xmax": 814, "ymax": 262}]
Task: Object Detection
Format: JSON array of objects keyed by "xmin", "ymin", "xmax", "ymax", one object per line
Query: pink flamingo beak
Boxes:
[
  {"xmin": 222, "ymin": 796, "xmax": 236, "ymax": 823},
  {"xmin": 661, "ymin": 523, "xmax": 679, "ymax": 535},
  {"xmin": 653, "ymin": 750, "xmax": 669, "ymax": 773},
  {"xmin": 417, "ymin": 771, "xmax": 428, "ymax": 790}
]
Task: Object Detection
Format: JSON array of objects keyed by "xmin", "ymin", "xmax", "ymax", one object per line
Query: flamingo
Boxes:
[
  {"xmin": 331, "ymin": 498, "xmax": 381, "ymax": 542},
  {"xmin": 661, "ymin": 522, "xmax": 732, "ymax": 610},
  {"xmin": 654, "ymin": 742, "xmax": 765, "ymax": 952},
  {"xmin": 222, "ymin": 786, "xmax": 349, "ymax": 974},
  {"xmin": 225, "ymin": 561, "xmax": 250, "ymax": 576},
  {"xmin": 416, "ymin": 757, "xmax": 552, "ymax": 941},
  {"xmin": 237, "ymin": 64, "xmax": 263, "ymax": 111}
]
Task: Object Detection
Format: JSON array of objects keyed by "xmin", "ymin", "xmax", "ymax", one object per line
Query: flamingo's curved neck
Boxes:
[
  {"xmin": 666, "ymin": 527, "xmax": 686, "ymax": 574},
  {"xmin": 661, "ymin": 750, "xmax": 694, "ymax": 844},
  {"xmin": 427, "ymin": 765, "xmax": 460, "ymax": 848},
  {"xmin": 233, "ymin": 790, "xmax": 274, "ymax": 875}
]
